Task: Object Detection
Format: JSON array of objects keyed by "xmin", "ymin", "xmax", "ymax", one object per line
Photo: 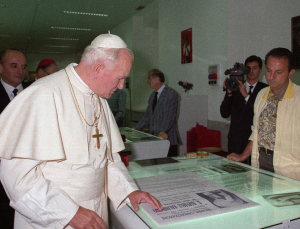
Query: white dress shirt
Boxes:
[{"xmin": 1, "ymin": 78, "xmax": 24, "ymax": 100}]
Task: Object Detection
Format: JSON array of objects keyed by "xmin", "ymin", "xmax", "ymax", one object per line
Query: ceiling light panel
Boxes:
[
  {"xmin": 45, "ymin": 45, "xmax": 71, "ymax": 48},
  {"xmin": 47, "ymin": 37, "xmax": 79, "ymax": 41},
  {"xmin": 51, "ymin": 26, "xmax": 91, "ymax": 31},
  {"xmin": 62, "ymin": 11, "xmax": 108, "ymax": 17}
]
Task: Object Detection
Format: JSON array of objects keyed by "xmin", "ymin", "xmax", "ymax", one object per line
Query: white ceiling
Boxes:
[{"xmin": 0, "ymin": 0, "xmax": 155, "ymax": 55}]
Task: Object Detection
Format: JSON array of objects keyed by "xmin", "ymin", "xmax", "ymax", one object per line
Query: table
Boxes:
[
  {"xmin": 119, "ymin": 127, "xmax": 170, "ymax": 161},
  {"xmin": 110, "ymin": 154, "xmax": 300, "ymax": 229}
]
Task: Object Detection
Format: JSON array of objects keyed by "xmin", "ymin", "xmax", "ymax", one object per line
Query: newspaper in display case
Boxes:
[{"xmin": 134, "ymin": 172, "xmax": 259, "ymax": 226}]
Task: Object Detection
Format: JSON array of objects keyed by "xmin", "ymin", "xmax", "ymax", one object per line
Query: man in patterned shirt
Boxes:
[{"xmin": 227, "ymin": 48, "xmax": 300, "ymax": 181}]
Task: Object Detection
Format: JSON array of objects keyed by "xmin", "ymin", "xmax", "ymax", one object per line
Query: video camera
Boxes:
[{"xmin": 224, "ymin": 63, "xmax": 250, "ymax": 91}]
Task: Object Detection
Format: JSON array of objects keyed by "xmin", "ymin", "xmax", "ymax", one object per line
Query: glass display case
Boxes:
[
  {"xmin": 110, "ymin": 154, "xmax": 300, "ymax": 229},
  {"xmin": 119, "ymin": 127, "xmax": 170, "ymax": 161}
]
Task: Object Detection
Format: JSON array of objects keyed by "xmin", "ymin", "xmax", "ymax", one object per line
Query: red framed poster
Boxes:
[{"xmin": 181, "ymin": 28, "xmax": 192, "ymax": 64}]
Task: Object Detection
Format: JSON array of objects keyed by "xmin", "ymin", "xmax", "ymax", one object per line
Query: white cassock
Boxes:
[{"xmin": 0, "ymin": 63, "xmax": 138, "ymax": 228}]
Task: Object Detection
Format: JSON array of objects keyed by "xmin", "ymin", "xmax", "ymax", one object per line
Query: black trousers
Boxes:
[
  {"xmin": 0, "ymin": 183, "xmax": 14, "ymax": 228},
  {"xmin": 167, "ymin": 145, "xmax": 178, "ymax": 157}
]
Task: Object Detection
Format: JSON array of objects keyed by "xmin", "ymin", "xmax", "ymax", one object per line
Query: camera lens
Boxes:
[
  {"xmin": 229, "ymin": 80, "xmax": 237, "ymax": 88},
  {"xmin": 225, "ymin": 78, "xmax": 239, "ymax": 91}
]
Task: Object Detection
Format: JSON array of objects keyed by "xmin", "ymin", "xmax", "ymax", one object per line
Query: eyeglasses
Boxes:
[{"xmin": 42, "ymin": 69, "xmax": 50, "ymax": 75}]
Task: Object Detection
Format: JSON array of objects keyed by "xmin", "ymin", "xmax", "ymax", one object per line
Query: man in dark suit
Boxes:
[
  {"xmin": 135, "ymin": 69, "xmax": 180, "ymax": 157},
  {"xmin": 220, "ymin": 55, "xmax": 268, "ymax": 156},
  {"xmin": 0, "ymin": 48, "xmax": 28, "ymax": 228}
]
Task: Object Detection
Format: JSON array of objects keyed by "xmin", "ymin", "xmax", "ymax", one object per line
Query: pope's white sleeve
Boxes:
[
  {"xmin": 0, "ymin": 158, "xmax": 79, "ymax": 229},
  {"xmin": 107, "ymin": 153, "xmax": 139, "ymax": 210}
]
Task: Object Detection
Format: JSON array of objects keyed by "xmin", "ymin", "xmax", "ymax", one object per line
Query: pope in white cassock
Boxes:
[{"xmin": 0, "ymin": 33, "xmax": 163, "ymax": 229}]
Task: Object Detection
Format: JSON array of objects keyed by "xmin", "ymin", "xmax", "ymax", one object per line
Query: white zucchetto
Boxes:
[{"xmin": 90, "ymin": 33, "xmax": 127, "ymax": 49}]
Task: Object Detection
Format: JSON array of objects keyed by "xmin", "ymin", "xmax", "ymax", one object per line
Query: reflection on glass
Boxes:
[{"xmin": 264, "ymin": 192, "xmax": 300, "ymax": 207}]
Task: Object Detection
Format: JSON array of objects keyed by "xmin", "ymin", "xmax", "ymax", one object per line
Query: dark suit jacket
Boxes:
[
  {"xmin": 0, "ymin": 81, "xmax": 29, "ymax": 228},
  {"xmin": 135, "ymin": 85, "xmax": 180, "ymax": 146},
  {"xmin": 0, "ymin": 81, "xmax": 30, "ymax": 113},
  {"xmin": 220, "ymin": 81, "xmax": 268, "ymax": 154}
]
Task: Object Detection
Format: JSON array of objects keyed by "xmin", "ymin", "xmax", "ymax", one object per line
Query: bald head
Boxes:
[{"xmin": 0, "ymin": 49, "xmax": 27, "ymax": 87}]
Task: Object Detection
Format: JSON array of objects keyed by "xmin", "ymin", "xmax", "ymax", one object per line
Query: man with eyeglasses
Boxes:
[{"xmin": 36, "ymin": 59, "xmax": 58, "ymax": 79}]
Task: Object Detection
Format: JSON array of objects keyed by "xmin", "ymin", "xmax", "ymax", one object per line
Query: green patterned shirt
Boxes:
[{"xmin": 257, "ymin": 83, "xmax": 288, "ymax": 150}]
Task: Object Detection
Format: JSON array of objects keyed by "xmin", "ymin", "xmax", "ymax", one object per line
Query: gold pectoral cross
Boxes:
[{"xmin": 92, "ymin": 126, "xmax": 103, "ymax": 149}]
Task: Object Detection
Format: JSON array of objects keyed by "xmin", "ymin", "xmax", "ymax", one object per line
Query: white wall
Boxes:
[
  {"xmin": 158, "ymin": 0, "xmax": 228, "ymax": 124},
  {"xmin": 131, "ymin": 1, "xmax": 159, "ymax": 112},
  {"xmin": 111, "ymin": 17, "xmax": 134, "ymax": 110},
  {"xmin": 227, "ymin": 0, "xmax": 300, "ymax": 88},
  {"xmin": 113, "ymin": 1, "xmax": 159, "ymax": 112}
]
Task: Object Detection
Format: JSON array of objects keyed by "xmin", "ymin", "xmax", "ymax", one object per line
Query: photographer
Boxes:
[{"xmin": 220, "ymin": 55, "xmax": 268, "ymax": 158}]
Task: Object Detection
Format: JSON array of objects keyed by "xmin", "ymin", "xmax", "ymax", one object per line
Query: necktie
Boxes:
[
  {"xmin": 248, "ymin": 86, "xmax": 253, "ymax": 96},
  {"xmin": 152, "ymin": 92, "xmax": 158, "ymax": 112},
  {"xmin": 13, "ymin": 89, "xmax": 18, "ymax": 97}
]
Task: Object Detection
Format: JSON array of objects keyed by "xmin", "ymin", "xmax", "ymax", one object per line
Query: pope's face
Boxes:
[
  {"xmin": 0, "ymin": 50, "xmax": 27, "ymax": 87},
  {"xmin": 265, "ymin": 56, "xmax": 295, "ymax": 95},
  {"xmin": 94, "ymin": 49, "xmax": 132, "ymax": 98},
  {"xmin": 246, "ymin": 61, "xmax": 262, "ymax": 82}
]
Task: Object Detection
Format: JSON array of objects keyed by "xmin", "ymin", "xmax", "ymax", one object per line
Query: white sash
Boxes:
[{"xmin": 42, "ymin": 167, "xmax": 105, "ymax": 202}]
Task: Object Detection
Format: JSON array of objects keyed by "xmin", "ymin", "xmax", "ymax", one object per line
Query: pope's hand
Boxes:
[
  {"xmin": 68, "ymin": 206, "xmax": 106, "ymax": 229},
  {"xmin": 128, "ymin": 190, "xmax": 164, "ymax": 212}
]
